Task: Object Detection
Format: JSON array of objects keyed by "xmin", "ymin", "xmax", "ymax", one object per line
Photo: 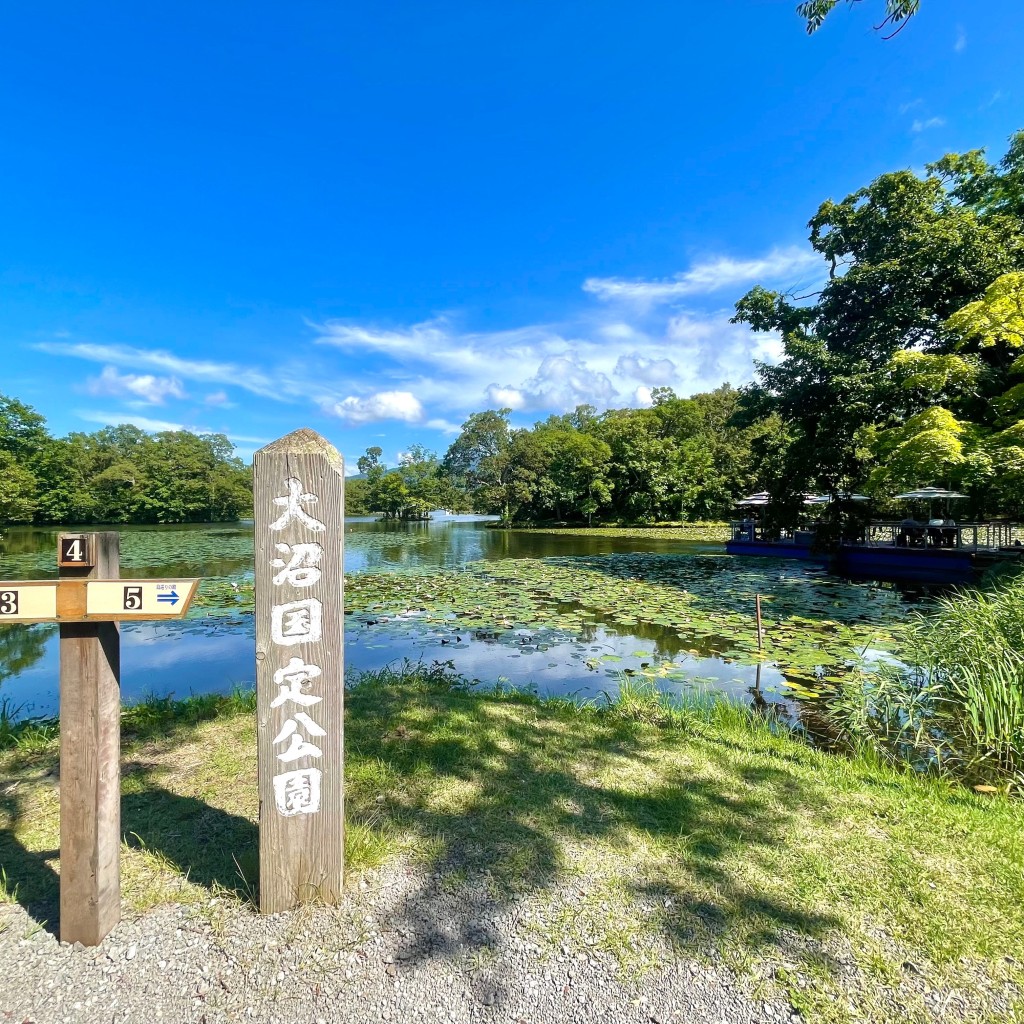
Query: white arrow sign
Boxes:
[{"xmin": 86, "ymin": 579, "xmax": 200, "ymax": 619}]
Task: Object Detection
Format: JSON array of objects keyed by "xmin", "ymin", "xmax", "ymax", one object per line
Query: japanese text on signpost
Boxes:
[{"xmin": 254, "ymin": 430, "xmax": 345, "ymax": 913}]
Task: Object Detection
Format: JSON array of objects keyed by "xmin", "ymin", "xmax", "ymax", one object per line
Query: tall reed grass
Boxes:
[{"xmin": 830, "ymin": 574, "xmax": 1024, "ymax": 790}]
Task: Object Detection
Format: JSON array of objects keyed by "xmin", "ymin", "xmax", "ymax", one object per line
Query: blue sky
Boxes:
[{"xmin": 2, "ymin": 1, "xmax": 1021, "ymax": 471}]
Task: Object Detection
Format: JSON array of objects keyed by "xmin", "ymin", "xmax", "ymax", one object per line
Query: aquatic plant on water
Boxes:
[{"xmin": 829, "ymin": 575, "xmax": 1024, "ymax": 790}]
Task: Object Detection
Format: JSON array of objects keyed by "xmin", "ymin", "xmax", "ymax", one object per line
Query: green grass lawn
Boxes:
[{"xmin": 1, "ymin": 668, "xmax": 1022, "ymax": 1023}]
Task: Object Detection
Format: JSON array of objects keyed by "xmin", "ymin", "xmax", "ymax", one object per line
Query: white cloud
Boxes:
[
  {"xmin": 74, "ymin": 409, "xmax": 266, "ymax": 446},
  {"xmin": 520, "ymin": 352, "xmax": 619, "ymax": 411},
  {"xmin": 911, "ymin": 117, "xmax": 946, "ymax": 133},
  {"xmin": 77, "ymin": 410, "xmax": 188, "ymax": 433},
  {"xmin": 85, "ymin": 365, "xmax": 186, "ymax": 405},
  {"xmin": 665, "ymin": 311, "xmax": 784, "ymax": 387},
  {"xmin": 311, "ymin": 251, "xmax": 803, "ymax": 421},
  {"xmin": 954, "ymin": 26, "xmax": 966, "ymax": 52},
  {"xmin": 634, "ymin": 386, "xmax": 654, "ymax": 407},
  {"xmin": 484, "ymin": 384, "xmax": 529, "ymax": 410},
  {"xmin": 614, "ymin": 352, "xmax": 678, "ymax": 385},
  {"xmin": 325, "ymin": 390, "xmax": 425, "ymax": 425},
  {"xmin": 36, "ymin": 342, "xmax": 282, "ymax": 399},
  {"xmin": 227, "ymin": 433, "xmax": 273, "ymax": 444},
  {"xmin": 898, "ymin": 98, "xmax": 923, "ymax": 114},
  {"xmin": 582, "ymin": 246, "xmax": 821, "ymax": 305},
  {"xmin": 204, "ymin": 390, "xmax": 235, "ymax": 407},
  {"xmin": 425, "ymin": 418, "xmax": 462, "ymax": 436}
]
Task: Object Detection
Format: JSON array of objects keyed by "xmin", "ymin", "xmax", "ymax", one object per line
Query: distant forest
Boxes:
[
  {"xmin": 347, "ymin": 384, "xmax": 767, "ymax": 524},
  {"xmin": 6, "ymin": 132, "xmax": 1024, "ymax": 529},
  {"xmin": 0, "ymin": 395, "xmax": 252, "ymax": 525}
]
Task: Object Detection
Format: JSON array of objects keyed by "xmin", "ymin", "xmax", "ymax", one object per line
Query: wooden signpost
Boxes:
[
  {"xmin": 0, "ymin": 532, "xmax": 199, "ymax": 946},
  {"xmin": 253, "ymin": 429, "xmax": 345, "ymax": 914}
]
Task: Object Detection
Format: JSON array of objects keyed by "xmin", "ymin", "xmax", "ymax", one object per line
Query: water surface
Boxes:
[{"xmin": 0, "ymin": 519, "xmax": 921, "ymax": 721}]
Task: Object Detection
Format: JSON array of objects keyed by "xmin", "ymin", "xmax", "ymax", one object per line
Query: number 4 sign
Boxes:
[{"xmin": 58, "ymin": 534, "xmax": 94, "ymax": 567}]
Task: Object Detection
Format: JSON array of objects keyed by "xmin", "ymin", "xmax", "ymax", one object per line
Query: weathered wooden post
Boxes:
[
  {"xmin": 0, "ymin": 534, "xmax": 200, "ymax": 945},
  {"xmin": 253, "ymin": 429, "xmax": 345, "ymax": 913},
  {"xmin": 58, "ymin": 532, "xmax": 121, "ymax": 945}
]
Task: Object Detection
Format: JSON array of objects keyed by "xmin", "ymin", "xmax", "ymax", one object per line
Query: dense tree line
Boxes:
[
  {"xmin": 438, "ymin": 387, "xmax": 773, "ymax": 523},
  {"xmin": 0, "ymin": 395, "xmax": 252, "ymax": 524},
  {"xmin": 349, "ymin": 445, "xmax": 469, "ymax": 520},
  {"xmin": 351, "ymin": 384, "xmax": 774, "ymax": 525},
  {"xmin": 735, "ymin": 131, "xmax": 1024, "ymax": 530}
]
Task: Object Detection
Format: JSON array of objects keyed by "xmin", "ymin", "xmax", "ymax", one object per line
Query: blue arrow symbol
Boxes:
[{"xmin": 157, "ymin": 590, "xmax": 180, "ymax": 606}]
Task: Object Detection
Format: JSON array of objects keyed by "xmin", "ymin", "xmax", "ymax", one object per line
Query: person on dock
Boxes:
[{"xmin": 897, "ymin": 517, "xmax": 923, "ymax": 547}]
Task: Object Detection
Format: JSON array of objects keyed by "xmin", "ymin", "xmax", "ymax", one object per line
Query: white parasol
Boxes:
[{"xmin": 804, "ymin": 493, "xmax": 870, "ymax": 505}]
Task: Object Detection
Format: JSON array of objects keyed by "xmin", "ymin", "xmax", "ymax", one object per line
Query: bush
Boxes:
[{"xmin": 829, "ymin": 575, "xmax": 1024, "ymax": 790}]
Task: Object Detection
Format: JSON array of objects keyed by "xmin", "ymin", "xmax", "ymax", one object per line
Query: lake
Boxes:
[{"xmin": 0, "ymin": 518, "xmax": 922, "ymax": 723}]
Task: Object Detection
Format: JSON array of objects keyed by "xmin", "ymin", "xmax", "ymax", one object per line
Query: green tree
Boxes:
[
  {"xmin": 0, "ymin": 397, "xmax": 252, "ymax": 526},
  {"xmin": 527, "ymin": 428, "xmax": 613, "ymax": 524},
  {"xmin": 345, "ymin": 476, "xmax": 372, "ymax": 515},
  {"xmin": 0, "ymin": 394, "xmax": 48, "ymax": 523},
  {"xmin": 396, "ymin": 445, "xmax": 448, "ymax": 518},
  {"xmin": 0, "ymin": 394, "xmax": 49, "ymax": 461},
  {"xmin": 0, "ymin": 448, "xmax": 38, "ymax": 523},
  {"xmin": 31, "ymin": 435, "xmax": 98, "ymax": 523},
  {"xmin": 443, "ymin": 410, "xmax": 518, "ymax": 519},
  {"xmin": 866, "ymin": 406, "xmax": 970, "ymax": 492},
  {"xmin": 797, "ymin": 0, "xmax": 921, "ymax": 35},
  {"xmin": 357, "ymin": 447, "xmax": 387, "ymax": 514},
  {"xmin": 734, "ymin": 134, "xmax": 1024, "ymax": 523},
  {"xmin": 593, "ymin": 408, "xmax": 674, "ymax": 521},
  {"xmin": 374, "ymin": 473, "xmax": 410, "ymax": 520}
]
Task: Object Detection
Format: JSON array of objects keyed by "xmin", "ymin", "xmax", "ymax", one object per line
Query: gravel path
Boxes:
[{"xmin": 0, "ymin": 861, "xmax": 802, "ymax": 1024}]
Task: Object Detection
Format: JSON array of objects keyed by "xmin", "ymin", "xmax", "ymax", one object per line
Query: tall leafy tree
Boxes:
[
  {"xmin": 734, "ymin": 134, "xmax": 1024, "ymax": 522},
  {"xmin": 0, "ymin": 449, "xmax": 38, "ymax": 523},
  {"xmin": 443, "ymin": 410, "xmax": 520, "ymax": 519}
]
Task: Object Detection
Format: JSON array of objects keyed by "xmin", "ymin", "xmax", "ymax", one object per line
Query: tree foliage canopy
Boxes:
[
  {"xmin": 734, "ymin": 132, "xmax": 1024, "ymax": 524},
  {"xmin": 0, "ymin": 396, "xmax": 253, "ymax": 525}
]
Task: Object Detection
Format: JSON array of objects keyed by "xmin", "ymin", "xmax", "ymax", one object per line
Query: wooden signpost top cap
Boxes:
[{"xmin": 255, "ymin": 428, "xmax": 344, "ymax": 472}]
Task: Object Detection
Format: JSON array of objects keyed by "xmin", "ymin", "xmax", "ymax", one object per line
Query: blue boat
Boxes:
[{"xmin": 726, "ymin": 522, "xmax": 823, "ymax": 562}]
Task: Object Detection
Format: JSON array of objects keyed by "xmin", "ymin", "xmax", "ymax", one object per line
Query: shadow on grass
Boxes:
[
  {"xmin": 3, "ymin": 669, "xmax": 842, "ymax": 1006},
  {"xmin": 121, "ymin": 784, "xmax": 259, "ymax": 902},
  {"xmin": 0, "ymin": 690, "xmax": 260, "ymax": 935},
  {"xmin": 341, "ymin": 672, "xmax": 844, "ymax": 1005},
  {"xmin": 0, "ymin": 773, "xmax": 61, "ymax": 934}
]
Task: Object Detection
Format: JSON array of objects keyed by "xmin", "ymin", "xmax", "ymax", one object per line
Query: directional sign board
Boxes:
[
  {"xmin": 86, "ymin": 579, "xmax": 200, "ymax": 619},
  {"xmin": 0, "ymin": 578, "xmax": 199, "ymax": 622},
  {"xmin": 0, "ymin": 582, "xmax": 59, "ymax": 623}
]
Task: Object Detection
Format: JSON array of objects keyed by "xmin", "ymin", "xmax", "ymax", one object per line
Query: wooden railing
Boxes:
[
  {"xmin": 729, "ymin": 520, "xmax": 1024, "ymax": 551},
  {"xmin": 854, "ymin": 522, "xmax": 1024, "ymax": 551}
]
